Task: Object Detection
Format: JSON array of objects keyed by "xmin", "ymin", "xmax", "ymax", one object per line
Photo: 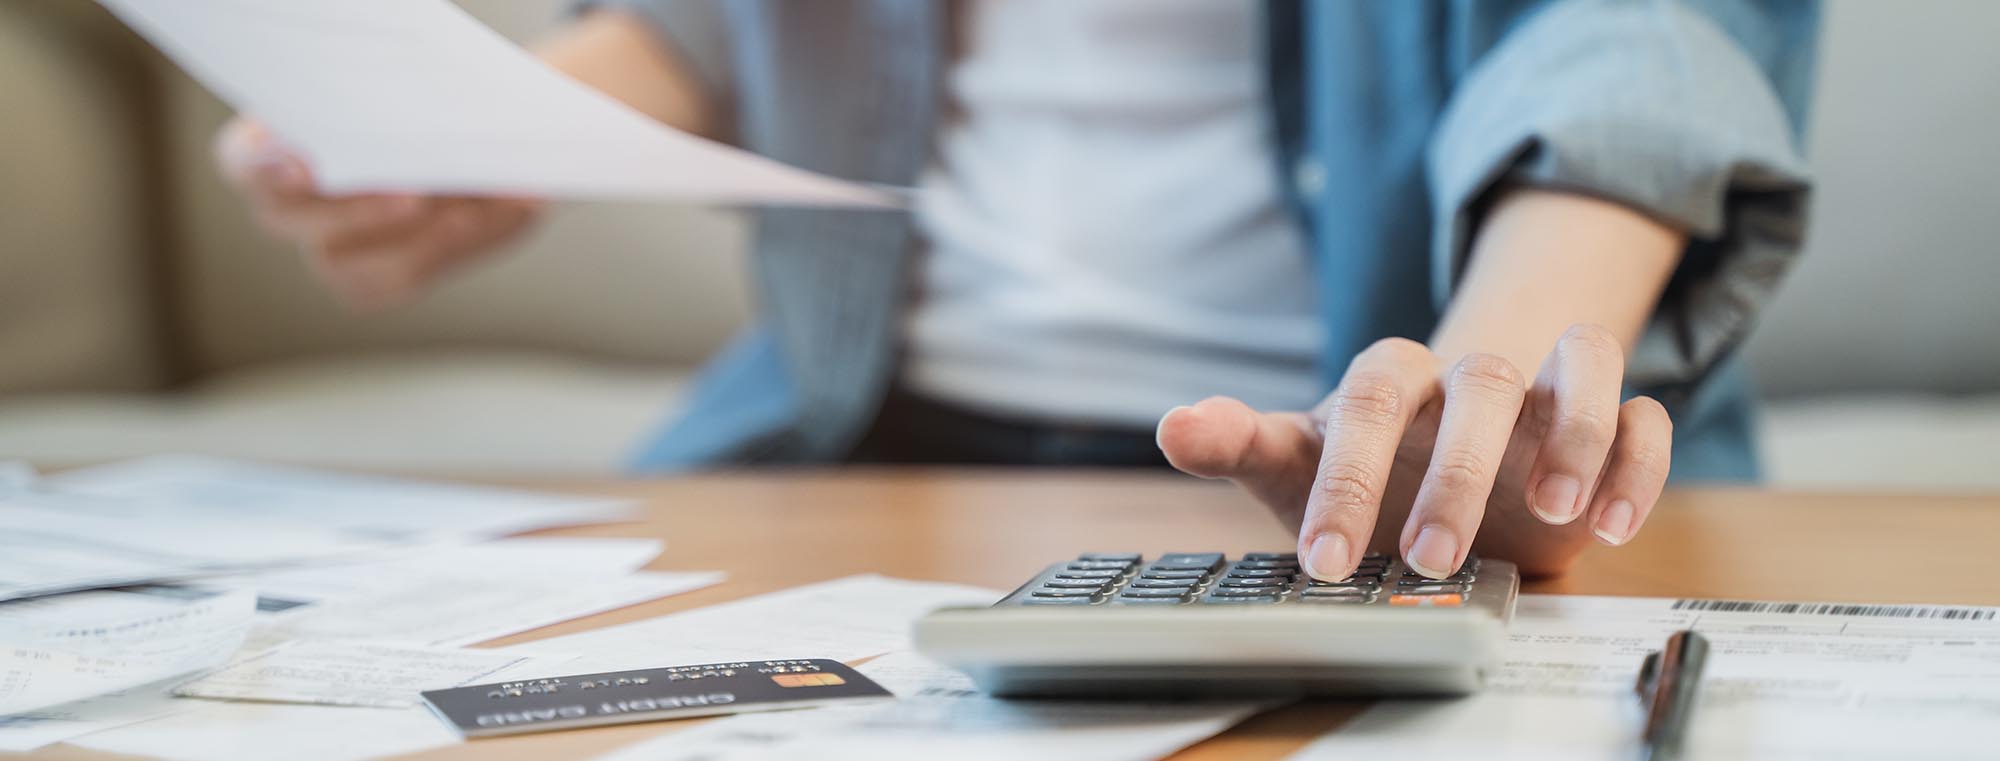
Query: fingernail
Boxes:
[
  {"xmin": 255, "ymin": 159, "xmax": 304, "ymax": 190},
  {"xmin": 1304, "ymin": 533, "xmax": 1351, "ymax": 581},
  {"xmin": 1594, "ymin": 499, "xmax": 1636, "ymax": 545},
  {"xmin": 1154, "ymin": 406, "xmax": 1190, "ymax": 449},
  {"xmin": 1406, "ymin": 525, "xmax": 1461, "ymax": 579},
  {"xmin": 1531, "ymin": 474, "xmax": 1583, "ymax": 525}
]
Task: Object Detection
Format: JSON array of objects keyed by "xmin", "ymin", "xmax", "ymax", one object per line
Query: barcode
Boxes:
[{"xmin": 1671, "ymin": 599, "xmax": 1997, "ymax": 621}]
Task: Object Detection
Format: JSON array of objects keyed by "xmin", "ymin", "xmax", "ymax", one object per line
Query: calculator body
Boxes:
[{"xmin": 914, "ymin": 552, "xmax": 1517, "ymax": 698}]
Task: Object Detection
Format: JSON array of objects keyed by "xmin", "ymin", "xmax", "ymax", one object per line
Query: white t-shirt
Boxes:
[{"xmin": 901, "ymin": 0, "xmax": 1325, "ymax": 427}]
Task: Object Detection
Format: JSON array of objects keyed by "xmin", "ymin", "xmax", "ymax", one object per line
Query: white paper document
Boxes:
[
  {"xmin": 505, "ymin": 575, "xmax": 1002, "ymax": 675},
  {"xmin": 598, "ymin": 650, "xmax": 1266, "ymax": 761},
  {"xmin": 50, "ymin": 455, "xmax": 636, "ymax": 542},
  {"xmin": 1, "ymin": 456, "xmax": 641, "ymax": 603},
  {"xmin": 1291, "ymin": 594, "xmax": 2000, "ymax": 761},
  {"xmin": 96, "ymin": 0, "xmax": 899, "ymax": 208},
  {"xmin": 224, "ymin": 536, "xmax": 667, "ymax": 615},
  {"xmin": 76, "ymin": 576, "xmax": 993, "ymax": 761},
  {"xmin": 0, "ymin": 682, "xmax": 201, "ymax": 752},
  {"xmin": 246, "ymin": 570, "xmax": 725, "ymax": 649},
  {"xmin": 0, "ymin": 587, "xmax": 254, "ymax": 716},
  {"xmin": 173, "ymin": 640, "xmax": 541, "ymax": 708}
]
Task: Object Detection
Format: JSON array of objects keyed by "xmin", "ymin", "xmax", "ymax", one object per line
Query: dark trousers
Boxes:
[{"xmin": 846, "ymin": 387, "xmax": 1173, "ymax": 468}]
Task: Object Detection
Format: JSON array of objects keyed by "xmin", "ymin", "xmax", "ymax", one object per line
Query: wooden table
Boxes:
[{"xmin": 26, "ymin": 471, "xmax": 2000, "ymax": 760}]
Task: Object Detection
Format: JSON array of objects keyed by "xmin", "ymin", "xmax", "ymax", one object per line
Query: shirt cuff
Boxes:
[{"xmin": 1426, "ymin": 0, "xmax": 1812, "ymax": 395}]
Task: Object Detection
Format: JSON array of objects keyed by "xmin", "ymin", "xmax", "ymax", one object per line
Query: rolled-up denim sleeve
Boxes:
[
  {"xmin": 1427, "ymin": 0, "xmax": 1815, "ymax": 393},
  {"xmin": 571, "ymin": 0, "xmax": 733, "ymax": 104}
]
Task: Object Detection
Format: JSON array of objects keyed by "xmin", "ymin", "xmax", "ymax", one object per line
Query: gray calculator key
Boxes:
[
  {"xmin": 1079, "ymin": 553, "xmax": 1142, "ymax": 564},
  {"xmin": 1111, "ymin": 595, "xmax": 1188, "ymax": 606},
  {"xmin": 1217, "ymin": 576, "xmax": 1290, "ymax": 588},
  {"xmin": 1242, "ymin": 552, "xmax": 1297, "ymax": 562},
  {"xmin": 1297, "ymin": 593, "xmax": 1373, "ymax": 604},
  {"xmin": 1398, "ymin": 583, "xmax": 1471, "ymax": 595},
  {"xmin": 1149, "ymin": 553, "xmax": 1225, "ymax": 572},
  {"xmin": 1070, "ymin": 561, "xmax": 1133, "ymax": 571},
  {"xmin": 1209, "ymin": 586, "xmax": 1285, "ymax": 597},
  {"xmin": 1129, "ymin": 578, "xmax": 1200, "ymax": 589},
  {"xmin": 1120, "ymin": 588, "xmax": 1191, "ymax": 599},
  {"xmin": 1141, "ymin": 569, "xmax": 1207, "ymax": 580},
  {"xmin": 1235, "ymin": 559, "xmax": 1299, "ymax": 569},
  {"xmin": 1023, "ymin": 595, "xmax": 1099, "ymax": 606},
  {"xmin": 1301, "ymin": 585, "xmax": 1371, "ymax": 597},
  {"xmin": 1056, "ymin": 570, "xmax": 1123, "ymax": 580},
  {"xmin": 1307, "ymin": 579, "xmax": 1378, "ymax": 589},
  {"xmin": 1041, "ymin": 578, "xmax": 1111, "ymax": 589},
  {"xmin": 1030, "ymin": 589, "xmax": 1098, "ymax": 598},
  {"xmin": 1225, "ymin": 568, "xmax": 1294, "ymax": 578},
  {"xmin": 1202, "ymin": 594, "xmax": 1281, "ymax": 604}
]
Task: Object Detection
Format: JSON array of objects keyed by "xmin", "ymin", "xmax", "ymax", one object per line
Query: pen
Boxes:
[{"xmin": 1634, "ymin": 629, "xmax": 1709, "ymax": 761}]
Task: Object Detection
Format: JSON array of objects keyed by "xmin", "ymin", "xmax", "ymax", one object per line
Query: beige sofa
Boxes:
[{"xmin": 2, "ymin": 0, "xmax": 1995, "ymax": 485}]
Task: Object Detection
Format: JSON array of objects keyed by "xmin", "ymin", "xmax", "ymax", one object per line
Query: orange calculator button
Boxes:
[
  {"xmin": 771, "ymin": 673, "xmax": 847, "ymax": 688},
  {"xmin": 1389, "ymin": 594, "xmax": 1464, "ymax": 607}
]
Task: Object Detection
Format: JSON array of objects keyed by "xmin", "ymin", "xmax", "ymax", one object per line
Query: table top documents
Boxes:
[{"xmin": 12, "ymin": 472, "xmax": 2000, "ymax": 760}]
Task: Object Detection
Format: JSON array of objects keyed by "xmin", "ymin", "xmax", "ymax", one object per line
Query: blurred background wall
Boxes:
[{"xmin": 0, "ymin": 0, "xmax": 1994, "ymax": 485}]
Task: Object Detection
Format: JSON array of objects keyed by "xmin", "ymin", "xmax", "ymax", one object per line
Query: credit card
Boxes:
[{"xmin": 420, "ymin": 658, "xmax": 892, "ymax": 738}]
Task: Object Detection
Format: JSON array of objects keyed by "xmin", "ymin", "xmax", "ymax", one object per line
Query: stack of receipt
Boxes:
[{"xmin": 0, "ymin": 456, "xmax": 722, "ymax": 753}]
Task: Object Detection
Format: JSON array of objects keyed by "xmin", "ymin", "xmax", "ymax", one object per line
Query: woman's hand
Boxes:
[
  {"xmin": 1156, "ymin": 324, "xmax": 1672, "ymax": 580},
  {"xmin": 213, "ymin": 118, "xmax": 543, "ymax": 310}
]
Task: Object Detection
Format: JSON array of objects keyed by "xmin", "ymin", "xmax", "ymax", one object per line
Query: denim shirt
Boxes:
[{"xmin": 591, "ymin": 0, "xmax": 1818, "ymax": 481}]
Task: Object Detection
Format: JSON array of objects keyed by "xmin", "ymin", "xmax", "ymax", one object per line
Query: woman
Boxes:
[{"xmin": 215, "ymin": 0, "xmax": 1818, "ymax": 580}]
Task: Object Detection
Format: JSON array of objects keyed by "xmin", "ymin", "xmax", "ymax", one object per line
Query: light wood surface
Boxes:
[{"xmin": 19, "ymin": 470, "xmax": 2000, "ymax": 761}]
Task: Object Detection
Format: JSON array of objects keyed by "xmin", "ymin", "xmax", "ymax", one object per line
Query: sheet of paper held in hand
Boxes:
[
  {"xmin": 95, "ymin": 0, "xmax": 899, "ymax": 208},
  {"xmin": 1291, "ymin": 594, "xmax": 2000, "ymax": 761}
]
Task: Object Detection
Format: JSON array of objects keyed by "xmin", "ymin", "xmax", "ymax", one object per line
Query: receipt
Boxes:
[
  {"xmin": 597, "ymin": 651, "xmax": 1267, "ymax": 761},
  {"xmin": 95, "ymin": 0, "xmax": 899, "ymax": 207},
  {"xmin": 506, "ymin": 575, "xmax": 1001, "ymax": 674},
  {"xmin": 1291, "ymin": 594, "xmax": 2000, "ymax": 761},
  {"xmin": 174, "ymin": 640, "xmax": 542, "ymax": 708},
  {"xmin": 246, "ymin": 570, "xmax": 724, "ymax": 650},
  {"xmin": 77, "ymin": 576, "xmax": 993, "ymax": 761},
  {"xmin": 0, "ymin": 587, "xmax": 254, "ymax": 716},
  {"xmin": 0, "ymin": 684, "xmax": 198, "ymax": 752}
]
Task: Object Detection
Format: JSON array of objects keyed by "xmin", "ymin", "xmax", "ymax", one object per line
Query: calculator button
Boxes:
[
  {"xmin": 1397, "ymin": 583, "xmax": 1471, "ymax": 595},
  {"xmin": 1149, "ymin": 553, "xmax": 1225, "ymax": 572},
  {"xmin": 1055, "ymin": 570, "xmax": 1123, "ymax": 580},
  {"xmin": 1140, "ymin": 569, "xmax": 1207, "ymax": 580},
  {"xmin": 1078, "ymin": 553, "xmax": 1142, "ymax": 564},
  {"xmin": 1307, "ymin": 578, "xmax": 1378, "ymax": 589},
  {"xmin": 1234, "ymin": 560, "xmax": 1300, "ymax": 570},
  {"xmin": 1217, "ymin": 576, "xmax": 1290, "ymax": 588},
  {"xmin": 1023, "ymin": 595, "xmax": 1100, "ymax": 606},
  {"xmin": 1298, "ymin": 593, "xmax": 1374, "ymax": 604},
  {"xmin": 1111, "ymin": 595, "xmax": 1188, "ymax": 606},
  {"xmin": 1389, "ymin": 594, "xmax": 1464, "ymax": 607},
  {"xmin": 1209, "ymin": 586, "xmax": 1286, "ymax": 597},
  {"xmin": 1030, "ymin": 589, "xmax": 1099, "ymax": 598},
  {"xmin": 1202, "ymin": 594, "xmax": 1282, "ymax": 604},
  {"xmin": 1040, "ymin": 578, "xmax": 1112, "ymax": 589},
  {"xmin": 1069, "ymin": 561, "xmax": 1134, "ymax": 571},
  {"xmin": 1361, "ymin": 552, "xmax": 1388, "ymax": 562},
  {"xmin": 1129, "ymin": 578, "xmax": 1200, "ymax": 589},
  {"xmin": 1119, "ymin": 588, "xmax": 1191, "ymax": 599},
  {"xmin": 1300, "ymin": 585, "xmax": 1372, "ymax": 597},
  {"xmin": 1225, "ymin": 568, "xmax": 1294, "ymax": 579},
  {"xmin": 1242, "ymin": 552, "xmax": 1297, "ymax": 562}
]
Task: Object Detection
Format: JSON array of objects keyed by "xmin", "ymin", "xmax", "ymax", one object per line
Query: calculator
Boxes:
[{"xmin": 913, "ymin": 551, "xmax": 1517, "ymax": 698}]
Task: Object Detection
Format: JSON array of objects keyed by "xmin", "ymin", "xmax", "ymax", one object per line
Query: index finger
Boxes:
[{"xmin": 1297, "ymin": 338, "xmax": 1440, "ymax": 581}]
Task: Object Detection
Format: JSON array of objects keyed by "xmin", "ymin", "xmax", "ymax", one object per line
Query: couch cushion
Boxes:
[
  {"xmin": 0, "ymin": 1, "xmax": 164, "ymax": 394},
  {"xmin": 0, "ymin": 352, "xmax": 690, "ymax": 474},
  {"xmin": 1758, "ymin": 394, "xmax": 2000, "ymax": 490}
]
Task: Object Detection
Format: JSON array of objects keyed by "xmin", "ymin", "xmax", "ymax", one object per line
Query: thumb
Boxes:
[{"xmin": 1157, "ymin": 397, "xmax": 1322, "ymax": 519}]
